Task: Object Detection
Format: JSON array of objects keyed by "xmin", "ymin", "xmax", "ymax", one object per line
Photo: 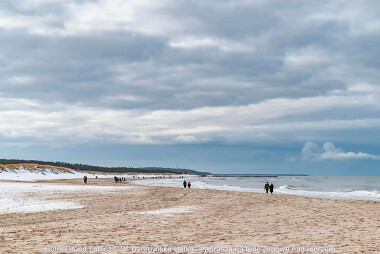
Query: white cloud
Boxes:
[
  {"xmin": 175, "ymin": 135, "xmax": 197, "ymax": 143},
  {"xmin": 169, "ymin": 36, "xmax": 254, "ymax": 52},
  {"xmin": 301, "ymin": 141, "xmax": 380, "ymax": 161},
  {"xmin": 1, "ymin": 92, "xmax": 380, "ymax": 145},
  {"xmin": 348, "ymin": 83, "xmax": 380, "ymax": 93},
  {"xmin": 7, "ymin": 76, "xmax": 35, "ymax": 84},
  {"xmin": 285, "ymin": 47, "xmax": 331, "ymax": 67},
  {"xmin": 301, "ymin": 141, "xmax": 322, "ymax": 160},
  {"xmin": 61, "ymin": 0, "xmax": 183, "ymax": 36}
]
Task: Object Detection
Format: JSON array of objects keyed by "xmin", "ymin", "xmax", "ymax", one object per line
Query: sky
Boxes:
[{"xmin": 1, "ymin": 0, "xmax": 380, "ymax": 175}]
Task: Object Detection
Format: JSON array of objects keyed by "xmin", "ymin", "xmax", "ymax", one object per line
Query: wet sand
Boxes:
[{"xmin": 0, "ymin": 178, "xmax": 379, "ymax": 253}]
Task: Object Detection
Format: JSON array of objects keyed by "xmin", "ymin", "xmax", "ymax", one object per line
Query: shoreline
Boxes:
[
  {"xmin": 129, "ymin": 177, "xmax": 380, "ymax": 203},
  {"xmin": 2, "ymin": 175, "xmax": 377, "ymax": 203},
  {"xmin": 9, "ymin": 177, "xmax": 380, "ymax": 203},
  {"xmin": 2, "ymin": 166, "xmax": 376, "ymax": 203}
]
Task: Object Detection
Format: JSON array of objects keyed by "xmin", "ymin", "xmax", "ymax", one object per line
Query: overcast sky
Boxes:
[{"xmin": 1, "ymin": 0, "xmax": 380, "ymax": 175}]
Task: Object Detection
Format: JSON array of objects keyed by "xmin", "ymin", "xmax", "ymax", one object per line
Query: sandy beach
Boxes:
[{"xmin": 0, "ymin": 178, "xmax": 379, "ymax": 254}]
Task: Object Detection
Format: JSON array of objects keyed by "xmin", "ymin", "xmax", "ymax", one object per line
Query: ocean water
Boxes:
[{"xmin": 133, "ymin": 176, "xmax": 380, "ymax": 202}]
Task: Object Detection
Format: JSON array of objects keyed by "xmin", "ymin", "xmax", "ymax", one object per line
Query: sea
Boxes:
[{"xmin": 133, "ymin": 175, "xmax": 380, "ymax": 202}]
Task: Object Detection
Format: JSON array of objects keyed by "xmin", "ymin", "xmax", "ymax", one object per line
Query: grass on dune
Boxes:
[{"xmin": 0, "ymin": 163, "xmax": 73, "ymax": 173}]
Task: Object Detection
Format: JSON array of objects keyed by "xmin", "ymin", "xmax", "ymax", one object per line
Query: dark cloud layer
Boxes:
[
  {"xmin": 0, "ymin": 0, "xmax": 378, "ymax": 109},
  {"xmin": 0, "ymin": 0, "xmax": 380, "ymax": 150}
]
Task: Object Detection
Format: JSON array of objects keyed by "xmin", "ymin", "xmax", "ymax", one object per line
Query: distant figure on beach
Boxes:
[
  {"xmin": 269, "ymin": 183, "xmax": 274, "ymax": 194},
  {"xmin": 183, "ymin": 180, "xmax": 187, "ymax": 188},
  {"xmin": 264, "ymin": 182, "xmax": 269, "ymax": 193},
  {"xmin": 83, "ymin": 176, "xmax": 87, "ymax": 184},
  {"xmin": 187, "ymin": 181, "xmax": 191, "ymax": 188}
]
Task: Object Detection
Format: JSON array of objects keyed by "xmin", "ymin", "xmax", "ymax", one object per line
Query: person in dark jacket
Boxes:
[
  {"xmin": 264, "ymin": 182, "xmax": 270, "ymax": 193},
  {"xmin": 183, "ymin": 180, "xmax": 187, "ymax": 188},
  {"xmin": 269, "ymin": 183, "xmax": 274, "ymax": 194}
]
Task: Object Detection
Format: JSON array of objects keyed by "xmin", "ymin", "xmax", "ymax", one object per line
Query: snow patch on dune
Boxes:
[
  {"xmin": 0, "ymin": 165, "xmax": 183, "ymax": 181},
  {"xmin": 0, "ymin": 166, "xmax": 94, "ymax": 181}
]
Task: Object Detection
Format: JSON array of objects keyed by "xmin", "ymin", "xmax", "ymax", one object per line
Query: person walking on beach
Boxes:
[
  {"xmin": 269, "ymin": 183, "xmax": 274, "ymax": 194},
  {"xmin": 83, "ymin": 176, "xmax": 87, "ymax": 184},
  {"xmin": 264, "ymin": 182, "xmax": 269, "ymax": 193},
  {"xmin": 187, "ymin": 181, "xmax": 191, "ymax": 188},
  {"xmin": 183, "ymin": 180, "xmax": 187, "ymax": 188}
]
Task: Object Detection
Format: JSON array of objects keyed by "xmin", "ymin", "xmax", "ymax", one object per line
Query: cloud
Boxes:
[
  {"xmin": 1, "ymin": 1, "xmax": 380, "ymax": 147},
  {"xmin": 2, "ymin": 94, "xmax": 380, "ymax": 146},
  {"xmin": 301, "ymin": 141, "xmax": 380, "ymax": 161},
  {"xmin": 301, "ymin": 141, "xmax": 322, "ymax": 161}
]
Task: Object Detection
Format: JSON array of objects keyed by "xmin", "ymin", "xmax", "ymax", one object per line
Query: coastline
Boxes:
[
  {"xmin": 0, "ymin": 178, "xmax": 379, "ymax": 253},
  {"xmin": 131, "ymin": 176, "xmax": 380, "ymax": 202}
]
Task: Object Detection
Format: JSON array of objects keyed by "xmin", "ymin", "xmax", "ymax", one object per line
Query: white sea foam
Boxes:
[
  {"xmin": 195, "ymin": 181, "xmax": 262, "ymax": 192},
  {"xmin": 278, "ymin": 185, "xmax": 302, "ymax": 190},
  {"xmin": 276, "ymin": 186, "xmax": 380, "ymax": 201}
]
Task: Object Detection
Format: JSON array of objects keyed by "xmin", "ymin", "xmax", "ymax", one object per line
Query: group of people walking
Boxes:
[
  {"xmin": 183, "ymin": 180, "xmax": 191, "ymax": 188},
  {"xmin": 114, "ymin": 176, "xmax": 125, "ymax": 183},
  {"xmin": 264, "ymin": 182, "xmax": 274, "ymax": 194},
  {"xmin": 84, "ymin": 175, "xmax": 274, "ymax": 195}
]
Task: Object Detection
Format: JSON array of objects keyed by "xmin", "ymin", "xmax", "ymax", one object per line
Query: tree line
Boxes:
[{"xmin": 0, "ymin": 158, "xmax": 210, "ymax": 175}]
